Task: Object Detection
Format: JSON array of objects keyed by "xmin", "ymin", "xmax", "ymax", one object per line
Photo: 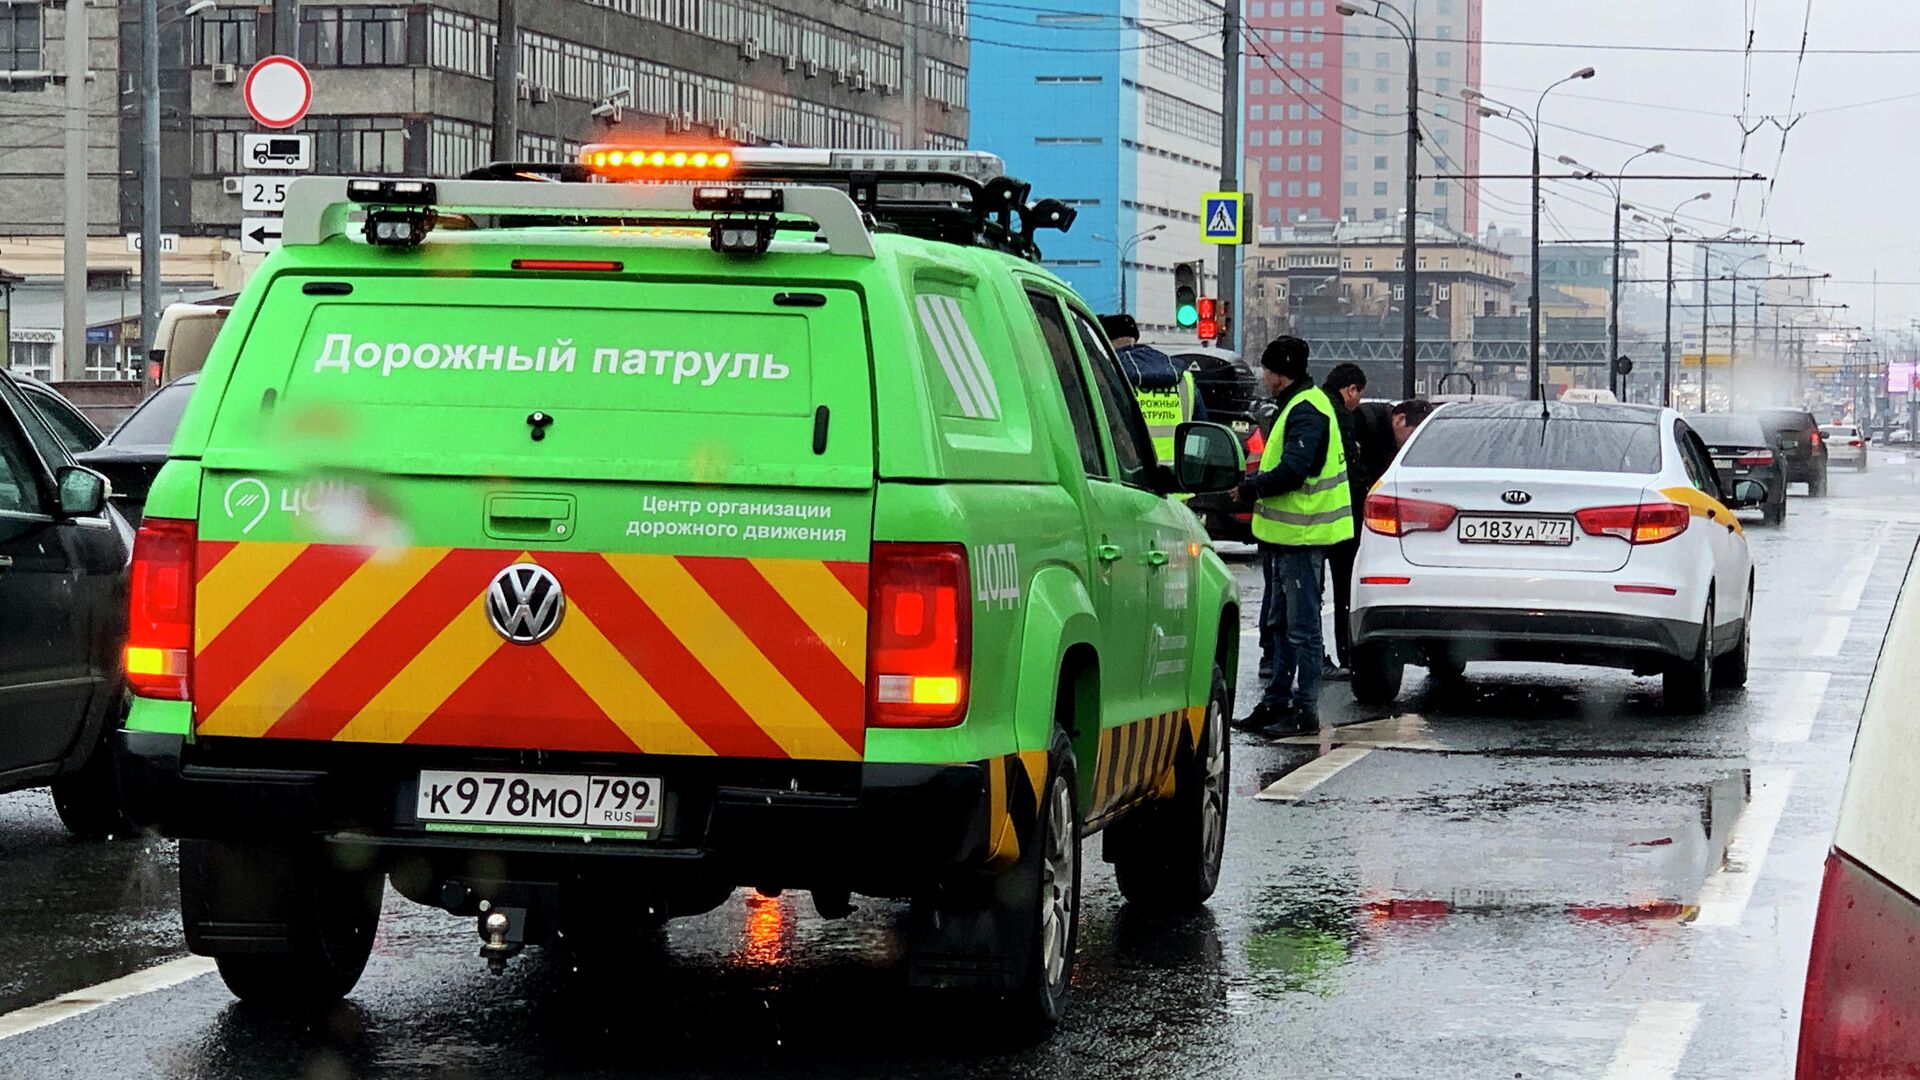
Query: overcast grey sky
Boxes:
[{"xmin": 1478, "ymin": 0, "xmax": 1920, "ymax": 331}]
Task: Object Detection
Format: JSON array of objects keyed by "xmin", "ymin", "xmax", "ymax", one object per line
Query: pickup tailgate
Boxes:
[{"xmin": 189, "ymin": 273, "xmax": 873, "ymax": 762}]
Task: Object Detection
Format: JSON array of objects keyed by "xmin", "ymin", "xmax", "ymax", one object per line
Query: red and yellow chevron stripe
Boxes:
[{"xmin": 192, "ymin": 542, "xmax": 870, "ymax": 761}]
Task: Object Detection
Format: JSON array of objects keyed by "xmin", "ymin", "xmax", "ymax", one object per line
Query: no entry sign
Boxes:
[{"xmin": 243, "ymin": 55, "xmax": 312, "ymax": 130}]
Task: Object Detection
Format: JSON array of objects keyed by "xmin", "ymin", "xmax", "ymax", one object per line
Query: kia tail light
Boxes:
[
  {"xmin": 1851, "ymin": 439, "xmax": 1864, "ymax": 448},
  {"xmin": 126, "ymin": 517, "xmax": 196, "ymax": 700},
  {"xmin": 1364, "ymin": 494, "xmax": 1457, "ymax": 537},
  {"xmin": 1575, "ymin": 502, "xmax": 1689, "ymax": 545},
  {"xmin": 867, "ymin": 542, "xmax": 971, "ymax": 728},
  {"xmin": 1797, "ymin": 849, "xmax": 1920, "ymax": 1077}
]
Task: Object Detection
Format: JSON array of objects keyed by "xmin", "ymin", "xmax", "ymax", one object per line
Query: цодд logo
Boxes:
[{"xmin": 485, "ymin": 564, "xmax": 565, "ymax": 644}]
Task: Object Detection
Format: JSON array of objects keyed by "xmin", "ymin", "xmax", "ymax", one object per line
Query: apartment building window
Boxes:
[
  {"xmin": 1290, "ymin": 76, "xmax": 1304, "ymax": 91},
  {"xmin": 1394, "ymin": 284, "xmax": 1405, "ymax": 300},
  {"xmin": 1306, "ymin": 154, "xmax": 1320, "ymax": 171},
  {"xmin": 1306, "ymin": 181, "xmax": 1321, "ymax": 196},
  {"xmin": 1267, "ymin": 180, "xmax": 1283, "ymax": 197},
  {"xmin": 1250, "ymin": 105, "xmax": 1264, "ymax": 120},
  {"xmin": 1437, "ymin": 284, "xmax": 1451, "ymax": 300},
  {"xmin": 1374, "ymin": 51, "xmax": 1388, "ymax": 67},
  {"xmin": 1418, "ymin": 256, "xmax": 1428, "ymax": 269},
  {"xmin": 1250, "ymin": 130, "xmax": 1264, "ymax": 146},
  {"xmin": 191, "ymin": 117, "xmax": 252, "ymax": 174},
  {"xmin": 308, "ymin": 115, "xmax": 409, "ymax": 174},
  {"xmin": 430, "ymin": 119, "xmax": 492, "ymax": 176},
  {"xmin": 1250, "ymin": 1, "xmax": 1263, "ymax": 14},
  {"xmin": 1310, "ymin": 77, "xmax": 1322, "ymax": 92},
  {"xmin": 1290, "ymin": 51, "xmax": 1303, "ymax": 66},
  {"xmin": 301, "ymin": 6, "xmax": 410, "ymax": 67},
  {"xmin": 1291, "ymin": 0, "xmax": 1304, "ymax": 13},
  {"xmin": 1342, "ymin": 181, "xmax": 1357, "ymax": 196},
  {"xmin": 1437, "ymin": 0, "xmax": 1451, "ymax": 10},
  {"xmin": 1287, "ymin": 103, "xmax": 1302, "ymax": 120},
  {"xmin": 1344, "ymin": 50, "xmax": 1358, "ymax": 65},
  {"xmin": 1435, "ymin": 50, "xmax": 1452, "ymax": 68},
  {"xmin": 1035, "ymin": 136, "xmax": 1102, "ymax": 145},
  {"xmin": 429, "ymin": 9, "xmax": 494, "ymax": 78},
  {"xmin": 1439, "ymin": 255, "xmax": 1451, "ymax": 268},
  {"xmin": 1286, "ymin": 154, "xmax": 1301, "ymax": 171},
  {"xmin": 1372, "ymin": 155, "xmax": 1387, "ymax": 169},
  {"xmin": 1372, "ymin": 181, "xmax": 1387, "ymax": 195},
  {"xmin": 194, "ymin": 8, "xmax": 257, "ymax": 66},
  {"xmin": 1362, "ymin": 283, "xmax": 1374, "ymax": 299},
  {"xmin": 1310, "ymin": 28, "xmax": 1323, "ymax": 42},
  {"xmin": 1268, "ymin": 154, "xmax": 1284, "ymax": 169},
  {"xmin": 1310, "ymin": 52, "xmax": 1322, "ymax": 68},
  {"xmin": 1436, "ymin": 25, "xmax": 1452, "ymax": 38},
  {"xmin": 1394, "ymin": 255, "xmax": 1403, "ymax": 268},
  {"xmin": 1308, "ymin": 130, "xmax": 1322, "ymax": 145},
  {"xmin": 1436, "ymin": 78, "xmax": 1451, "ymax": 94},
  {"xmin": 1308, "ymin": 104, "xmax": 1323, "ymax": 120},
  {"xmin": 1311, "ymin": 0, "xmax": 1324, "ymax": 11},
  {"xmin": 1287, "ymin": 181, "xmax": 1301, "ymax": 197},
  {"xmin": 1435, "ymin": 180, "xmax": 1449, "ymax": 196},
  {"xmin": 1435, "ymin": 104, "xmax": 1450, "ymax": 119},
  {"xmin": 1362, "ymin": 256, "xmax": 1373, "ymax": 270},
  {"xmin": 0, "ymin": 1, "xmax": 41, "ymax": 80},
  {"xmin": 1250, "ymin": 78, "xmax": 1263, "ymax": 93},
  {"xmin": 1343, "ymin": 155, "xmax": 1357, "ymax": 170},
  {"xmin": 1289, "ymin": 129, "xmax": 1303, "ymax": 145},
  {"xmin": 1374, "ymin": 207, "xmax": 1387, "ymax": 219},
  {"xmin": 1289, "ymin": 28, "xmax": 1304, "ymax": 42},
  {"xmin": 1374, "ymin": 77, "xmax": 1387, "ymax": 92},
  {"xmin": 518, "ymin": 131, "xmax": 566, "ymax": 163},
  {"xmin": 1435, "ymin": 130, "xmax": 1450, "ymax": 145},
  {"xmin": 1341, "ymin": 257, "xmax": 1351, "ymax": 270},
  {"xmin": 1344, "ymin": 103, "xmax": 1358, "ymax": 119},
  {"xmin": 1344, "ymin": 77, "xmax": 1358, "ymax": 93},
  {"xmin": 1375, "ymin": 132, "xmax": 1387, "ymax": 145}
]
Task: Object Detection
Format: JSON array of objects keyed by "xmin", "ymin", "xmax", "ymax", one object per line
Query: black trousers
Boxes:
[{"xmin": 1328, "ymin": 535, "xmax": 1359, "ymax": 667}]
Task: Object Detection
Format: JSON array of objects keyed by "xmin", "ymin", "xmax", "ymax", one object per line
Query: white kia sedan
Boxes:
[{"xmin": 1349, "ymin": 401, "xmax": 1768, "ymax": 714}]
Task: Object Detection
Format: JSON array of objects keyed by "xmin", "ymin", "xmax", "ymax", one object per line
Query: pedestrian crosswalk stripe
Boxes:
[
  {"xmin": 0, "ymin": 956, "xmax": 216, "ymax": 1042},
  {"xmin": 1255, "ymin": 745, "xmax": 1372, "ymax": 801}
]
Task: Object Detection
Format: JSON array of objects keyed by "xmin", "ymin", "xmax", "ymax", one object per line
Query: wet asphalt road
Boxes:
[{"xmin": 3, "ymin": 452, "xmax": 1918, "ymax": 1079}]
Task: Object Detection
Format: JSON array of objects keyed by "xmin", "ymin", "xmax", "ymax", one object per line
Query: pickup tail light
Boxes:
[
  {"xmin": 1363, "ymin": 494, "xmax": 1457, "ymax": 537},
  {"xmin": 1798, "ymin": 849, "xmax": 1920, "ymax": 1077},
  {"xmin": 867, "ymin": 542, "xmax": 971, "ymax": 728},
  {"xmin": 1575, "ymin": 502, "xmax": 1690, "ymax": 545},
  {"xmin": 1735, "ymin": 450, "xmax": 1774, "ymax": 465},
  {"xmin": 127, "ymin": 517, "xmax": 196, "ymax": 700},
  {"xmin": 1811, "ymin": 431, "xmax": 1824, "ymax": 448}
]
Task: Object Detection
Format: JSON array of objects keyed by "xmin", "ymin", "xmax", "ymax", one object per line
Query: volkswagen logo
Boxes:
[
  {"xmin": 1501, "ymin": 489, "xmax": 1532, "ymax": 506},
  {"xmin": 485, "ymin": 564, "xmax": 565, "ymax": 645}
]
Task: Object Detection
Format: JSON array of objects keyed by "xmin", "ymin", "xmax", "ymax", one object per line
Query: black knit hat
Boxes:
[{"xmin": 1261, "ymin": 335, "xmax": 1310, "ymax": 380}]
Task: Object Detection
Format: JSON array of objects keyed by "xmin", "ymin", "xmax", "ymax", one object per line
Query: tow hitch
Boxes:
[{"xmin": 477, "ymin": 904, "xmax": 527, "ymax": 973}]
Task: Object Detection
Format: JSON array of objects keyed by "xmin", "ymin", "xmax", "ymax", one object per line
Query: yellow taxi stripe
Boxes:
[
  {"xmin": 543, "ymin": 603, "xmax": 715, "ymax": 757},
  {"xmin": 1659, "ymin": 486, "xmax": 1743, "ymax": 536},
  {"xmin": 197, "ymin": 546, "xmax": 448, "ymax": 738},
  {"xmin": 332, "ymin": 594, "xmax": 502, "ymax": 743},
  {"xmin": 194, "ymin": 541, "xmax": 306, "ymax": 650},
  {"xmin": 750, "ymin": 557, "xmax": 867, "ymax": 678},
  {"xmin": 610, "ymin": 554, "xmax": 854, "ymax": 761}
]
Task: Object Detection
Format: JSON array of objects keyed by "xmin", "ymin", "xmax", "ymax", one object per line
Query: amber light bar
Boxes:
[{"xmin": 582, "ymin": 147, "xmax": 734, "ymax": 177}]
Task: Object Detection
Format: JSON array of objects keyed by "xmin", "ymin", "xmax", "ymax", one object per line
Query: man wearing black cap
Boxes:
[
  {"xmin": 1100, "ymin": 313, "xmax": 1205, "ymax": 462},
  {"xmin": 1231, "ymin": 336, "xmax": 1355, "ymax": 734}
]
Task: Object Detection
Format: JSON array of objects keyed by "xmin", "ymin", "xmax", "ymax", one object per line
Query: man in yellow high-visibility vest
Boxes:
[
  {"xmin": 1230, "ymin": 336, "xmax": 1355, "ymax": 735},
  {"xmin": 1099, "ymin": 313, "xmax": 1206, "ymax": 462}
]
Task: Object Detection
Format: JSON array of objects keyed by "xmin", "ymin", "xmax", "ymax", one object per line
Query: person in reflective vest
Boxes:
[
  {"xmin": 1231, "ymin": 335, "xmax": 1355, "ymax": 735},
  {"xmin": 1099, "ymin": 313, "xmax": 1206, "ymax": 461}
]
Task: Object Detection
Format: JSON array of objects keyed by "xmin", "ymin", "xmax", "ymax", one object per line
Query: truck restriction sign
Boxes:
[
  {"xmin": 243, "ymin": 55, "xmax": 312, "ymax": 129},
  {"xmin": 242, "ymin": 134, "xmax": 312, "ymax": 171}
]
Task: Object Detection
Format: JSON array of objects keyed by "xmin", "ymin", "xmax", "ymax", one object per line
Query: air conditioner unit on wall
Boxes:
[
  {"xmin": 802, "ymin": 59, "xmax": 819, "ymax": 78},
  {"xmin": 221, "ymin": 176, "xmax": 242, "ymax": 195},
  {"xmin": 782, "ymin": 52, "xmax": 797, "ymax": 72},
  {"xmin": 531, "ymin": 86, "xmax": 551, "ymax": 104},
  {"xmin": 210, "ymin": 63, "xmax": 237, "ymax": 85},
  {"xmin": 851, "ymin": 70, "xmax": 870, "ymax": 92},
  {"xmin": 739, "ymin": 37, "xmax": 762, "ymax": 61},
  {"xmin": 671, "ymin": 110, "xmax": 695, "ymax": 133}
]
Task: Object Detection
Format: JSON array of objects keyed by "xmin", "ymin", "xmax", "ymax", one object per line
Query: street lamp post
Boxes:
[
  {"xmin": 1633, "ymin": 192, "xmax": 1711, "ymax": 407},
  {"xmin": 140, "ymin": 0, "xmax": 213, "ymax": 383},
  {"xmin": 1090, "ymin": 224, "xmax": 1165, "ymax": 315},
  {"xmin": 1465, "ymin": 67, "xmax": 1596, "ymax": 401},
  {"xmin": 1336, "ymin": 0, "xmax": 1419, "ymax": 399},
  {"xmin": 1563, "ymin": 145, "xmax": 1662, "ymax": 398}
]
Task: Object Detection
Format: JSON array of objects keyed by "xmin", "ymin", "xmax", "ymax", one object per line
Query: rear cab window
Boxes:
[{"xmin": 1401, "ymin": 413, "xmax": 1663, "ymax": 474}]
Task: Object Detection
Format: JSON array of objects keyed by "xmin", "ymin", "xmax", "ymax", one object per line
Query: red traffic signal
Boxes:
[{"xmin": 1196, "ymin": 297, "xmax": 1218, "ymax": 340}]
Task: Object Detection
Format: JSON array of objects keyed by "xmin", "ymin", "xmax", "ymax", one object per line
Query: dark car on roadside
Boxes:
[
  {"xmin": 17, "ymin": 374, "xmax": 105, "ymax": 456},
  {"xmin": 1684, "ymin": 413, "xmax": 1788, "ymax": 526},
  {"xmin": 0, "ymin": 368, "xmax": 132, "ymax": 838},
  {"xmin": 74, "ymin": 373, "xmax": 197, "ymax": 527},
  {"xmin": 1757, "ymin": 408, "xmax": 1829, "ymax": 497},
  {"xmin": 1173, "ymin": 348, "xmax": 1269, "ymax": 544}
]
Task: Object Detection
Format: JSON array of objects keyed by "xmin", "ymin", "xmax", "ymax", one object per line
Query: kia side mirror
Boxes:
[
  {"xmin": 1174, "ymin": 422, "xmax": 1245, "ymax": 493},
  {"xmin": 1728, "ymin": 479, "xmax": 1768, "ymax": 509},
  {"xmin": 55, "ymin": 465, "xmax": 109, "ymax": 517}
]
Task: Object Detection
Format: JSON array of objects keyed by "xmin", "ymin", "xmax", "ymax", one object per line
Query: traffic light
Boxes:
[
  {"xmin": 1173, "ymin": 261, "xmax": 1199, "ymax": 328},
  {"xmin": 1196, "ymin": 297, "xmax": 1218, "ymax": 341}
]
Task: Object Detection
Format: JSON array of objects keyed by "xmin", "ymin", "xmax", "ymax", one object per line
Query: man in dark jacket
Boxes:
[
  {"xmin": 1231, "ymin": 337, "xmax": 1354, "ymax": 733},
  {"xmin": 1319, "ymin": 363, "xmax": 1373, "ymax": 677}
]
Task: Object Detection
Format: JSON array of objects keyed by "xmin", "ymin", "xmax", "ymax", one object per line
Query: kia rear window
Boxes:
[
  {"xmin": 1685, "ymin": 415, "xmax": 1767, "ymax": 446},
  {"xmin": 1401, "ymin": 416, "xmax": 1663, "ymax": 474}
]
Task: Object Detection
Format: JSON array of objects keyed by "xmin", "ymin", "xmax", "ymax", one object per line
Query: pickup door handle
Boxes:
[
  {"xmin": 1097, "ymin": 543, "xmax": 1124, "ymax": 563},
  {"xmin": 1144, "ymin": 549, "xmax": 1170, "ymax": 567}
]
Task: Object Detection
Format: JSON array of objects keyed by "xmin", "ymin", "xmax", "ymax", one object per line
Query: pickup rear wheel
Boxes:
[
  {"xmin": 184, "ymin": 841, "xmax": 384, "ymax": 1013},
  {"xmin": 1003, "ymin": 727, "xmax": 1081, "ymax": 1032},
  {"xmin": 1112, "ymin": 664, "xmax": 1229, "ymax": 914}
]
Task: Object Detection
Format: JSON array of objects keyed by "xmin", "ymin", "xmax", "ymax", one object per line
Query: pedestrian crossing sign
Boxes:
[{"xmin": 1201, "ymin": 192, "xmax": 1244, "ymax": 245}]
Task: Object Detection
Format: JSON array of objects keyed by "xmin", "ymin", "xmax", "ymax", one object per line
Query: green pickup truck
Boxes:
[{"xmin": 115, "ymin": 149, "xmax": 1244, "ymax": 1029}]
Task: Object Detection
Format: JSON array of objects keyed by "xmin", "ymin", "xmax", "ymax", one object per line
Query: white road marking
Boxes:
[
  {"xmin": 1599, "ymin": 1000, "xmax": 1702, "ymax": 1080},
  {"xmin": 1803, "ymin": 615, "xmax": 1850, "ymax": 658},
  {"xmin": 1694, "ymin": 769, "xmax": 1794, "ymax": 927},
  {"xmin": 1255, "ymin": 745, "xmax": 1372, "ymax": 801},
  {"xmin": 0, "ymin": 956, "xmax": 216, "ymax": 1042},
  {"xmin": 1756, "ymin": 671, "xmax": 1829, "ymax": 744},
  {"xmin": 1276, "ymin": 712, "xmax": 1448, "ymax": 752},
  {"xmin": 1833, "ymin": 548, "xmax": 1878, "ymax": 613}
]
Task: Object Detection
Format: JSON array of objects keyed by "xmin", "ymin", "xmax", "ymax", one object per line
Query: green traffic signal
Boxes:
[
  {"xmin": 1176, "ymin": 303, "xmax": 1199, "ymax": 328},
  {"xmin": 1172, "ymin": 260, "xmax": 1199, "ymax": 328}
]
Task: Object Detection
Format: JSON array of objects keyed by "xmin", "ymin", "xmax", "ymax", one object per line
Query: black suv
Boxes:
[
  {"xmin": 0, "ymin": 370, "xmax": 131, "ymax": 837},
  {"xmin": 1685, "ymin": 413, "xmax": 1788, "ymax": 526},
  {"xmin": 1758, "ymin": 408, "xmax": 1829, "ymax": 497}
]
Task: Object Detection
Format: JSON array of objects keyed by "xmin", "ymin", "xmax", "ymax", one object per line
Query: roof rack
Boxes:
[
  {"xmin": 278, "ymin": 175, "xmax": 877, "ymax": 257},
  {"xmin": 463, "ymin": 147, "xmax": 1078, "ymax": 262}
]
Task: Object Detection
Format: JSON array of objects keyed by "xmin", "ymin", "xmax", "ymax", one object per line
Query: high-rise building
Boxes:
[
  {"xmin": 968, "ymin": 0, "xmax": 1225, "ymax": 336},
  {"xmin": 1243, "ymin": 0, "xmax": 1479, "ymax": 235}
]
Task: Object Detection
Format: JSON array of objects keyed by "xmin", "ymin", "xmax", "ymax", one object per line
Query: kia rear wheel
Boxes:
[
  {"xmin": 1664, "ymin": 598, "xmax": 1715, "ymax": 715},
  {"xmin": 1351, "ymin": 643, "xmax": 1404, "ymax": 706}
]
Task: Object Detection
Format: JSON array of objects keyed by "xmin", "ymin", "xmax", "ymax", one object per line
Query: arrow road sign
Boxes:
[{"xmin": 240, "ymin": 216, "xmax": 283, "ymax": 253}]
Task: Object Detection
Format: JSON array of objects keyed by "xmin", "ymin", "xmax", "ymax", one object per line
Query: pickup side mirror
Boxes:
[
  {"xmin": 1173, "ymin": 422, "xmax": 1246, "ymax": 494},
  {"xmin": 55, "ymin": 465, "xmax": 109, "ymax": 517},
  {"xmin": 1727, "ymin": 478, "xmax": 1768, "ymax": 510}
]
